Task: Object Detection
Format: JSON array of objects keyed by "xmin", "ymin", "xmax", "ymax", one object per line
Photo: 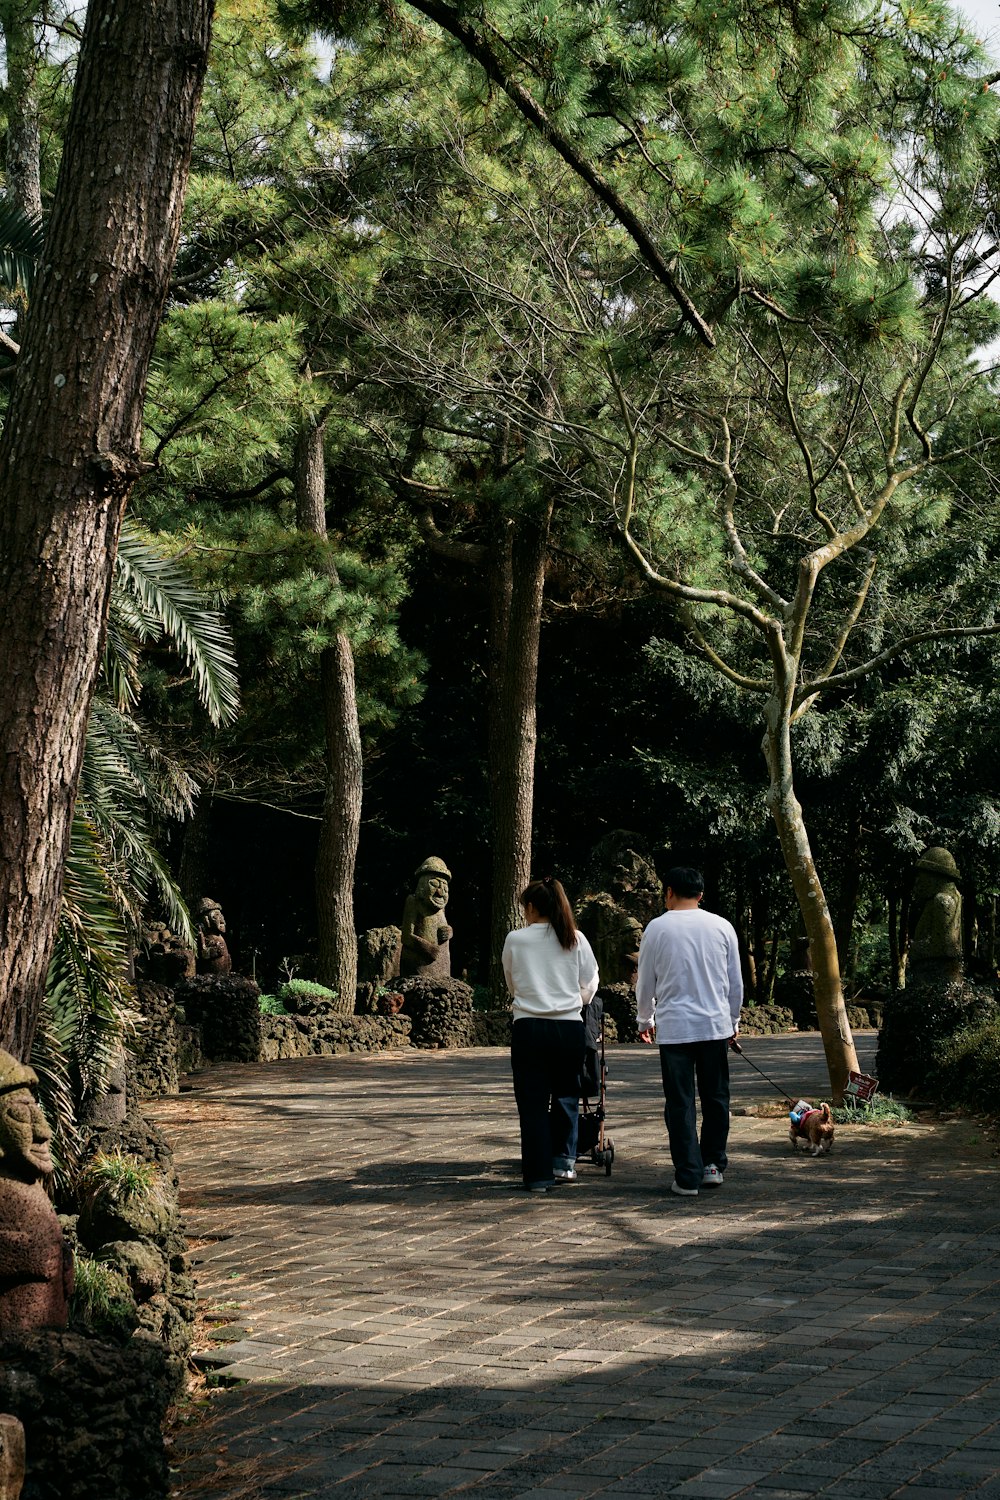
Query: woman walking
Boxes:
[{"xmin": 502, "ymin": 878, "xmax": 599, "ymax": 1193}]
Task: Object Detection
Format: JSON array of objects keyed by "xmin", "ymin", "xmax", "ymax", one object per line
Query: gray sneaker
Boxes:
[
  {"xmin": 553, "ymin": 1168, "xmax": 577, "ymax": 1183},
  {"xmin": 670, "ymin": 1180, "xmax": 699, "ymax": 1197},
  {"xmin": 702, "ymin": 1165, "xmax": 724, "ymax": 1187}
]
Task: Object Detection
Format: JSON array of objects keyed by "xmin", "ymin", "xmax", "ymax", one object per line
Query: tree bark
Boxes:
[
  {"xmin": 762, "ymin": 679, "xmax": 859, "ymax": 1101},
  {"xmin": 0, "ymin": 0, "xmax": 215, "ymax": 1059},
  {"xmin": 833, "ymin": 810, "xmax": 862, "ymax": 985},
  {"xmin": 0, "ymin": 1, "xmax": 42, "ymax": 222},
  {"xmin": 486, "ymin": 502, "xmax": 553, "ymax": 1004},
  {"xmin": 294, "ymin": 415, "xmax": 362, "ymax": 1012}
]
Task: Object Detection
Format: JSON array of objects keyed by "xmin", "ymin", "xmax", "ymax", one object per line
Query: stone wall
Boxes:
[
  {"xmin": 260, "ymin": 1014, "xmax": 411, "ymax": 1059},
  {"xmin": 70, "ymin": 1108, "xmax": 196, "ymax": 1385},
  {"xmin": 397, "ymin": 977, "xmax": 474, "ymax": 1048},
  {"xmin": 175, "ymin": 974, "xmax": 263, "ymax": 1062},
  {"xmin": 0, "ymin": 1329, "xmax": 175, "ymax": 1500}
]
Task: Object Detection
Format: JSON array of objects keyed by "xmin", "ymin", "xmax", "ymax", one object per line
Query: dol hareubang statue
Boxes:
[
  {"xmin": 195, "ymin": 897, "xmax": 231, "ymax": 976},
  {"xmin": 908, "ymin": 846, "xmax": 963, "ymax": 975},
  {"xmin": 400, "ymin": 857, "xmax": 452, "ymax": 979},
  {"xmin": 0, "ymin": 1052, "xmax": 73, "ymax": 1333}
]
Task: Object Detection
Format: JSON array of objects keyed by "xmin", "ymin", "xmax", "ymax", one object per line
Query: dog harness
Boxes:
[{"xmin": 789, "ymin": 1103, "xmax": 821, "ymax": 1128}]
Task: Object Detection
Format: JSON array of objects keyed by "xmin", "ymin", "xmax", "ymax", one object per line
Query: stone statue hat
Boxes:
[
  {"xmin": 0, "ymin": 1049, "xmax": 38, "ymax": 1099},
  {"xmin": 415, "ymin": 856, "xmax": 451, "ymax": 882},
  {"xmin": 914, "ymin": 847, "xmax": 960, "ymax": 881}
]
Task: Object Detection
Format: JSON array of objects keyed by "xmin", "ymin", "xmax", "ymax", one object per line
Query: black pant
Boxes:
[
  {"xmin": 658, "ymin": 1039, "xmax": 731, "ymax": 1190},
  {"xmin": 511, "ymin": 1017, "xmax": 585, "ymax": 1186}
]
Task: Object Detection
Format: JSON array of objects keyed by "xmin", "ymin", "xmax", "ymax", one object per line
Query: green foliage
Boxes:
[
  {"xmin": 277, "ymin": 977, "xmax": 338, "ymax": 1008},
  {"xmin": 77, "ymin": 1151, "xmax": 165, "ymax": 1209},
  {"xmin": 934, "ymin": 1015, "xmax": 1000, "ymax": 1114},
  {"xmin": 258, "ymin": 993, "xmax": 289, "ymax": 1015},
  {"xmin": 832, "ymin": 1095, "xmax": 915, "ymax": 1126},
  {"xmin": 70, "ymin": 1256, "xmax": 137, "ymax": 1337},
  {"xmin": 0, "ymin": 194, "xmax": 43, "ymax": 293}
]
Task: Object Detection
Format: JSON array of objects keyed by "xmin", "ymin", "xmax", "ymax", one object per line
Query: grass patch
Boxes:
[
  {"xmin": 71, "ymin": 1255, "xmax": 136, "ymax": 1335},
  {"xmin": 832, "ymin": 1094, "xmax": 914, "ymax": 1126},
  {"xmin": 77, "ymin": 1150, "xmax": 167, "ymax": 1209}
]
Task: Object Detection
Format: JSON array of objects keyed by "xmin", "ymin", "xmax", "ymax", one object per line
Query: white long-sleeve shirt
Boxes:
[
  {"xmin": 502, "ymin": 922, "xmax": 600, "ymax": 1023},
  {"xmin": 635, "ymin": 908, "xmax": 743, "ymax": 1044}
]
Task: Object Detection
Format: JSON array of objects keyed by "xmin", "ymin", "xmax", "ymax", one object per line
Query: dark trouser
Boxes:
[
  {"xmin": 511, "ymin": 1017, "xmax": 585, "ymax": 1186},
  {"xmin": 658, "ymin": 1039, "xmax": 731, "ymax": 1190}
]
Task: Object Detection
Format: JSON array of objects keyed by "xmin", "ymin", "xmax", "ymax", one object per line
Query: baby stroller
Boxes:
[{"xmin": 576, "ymin": 994, "xmax": 615, "ymax": 1175}]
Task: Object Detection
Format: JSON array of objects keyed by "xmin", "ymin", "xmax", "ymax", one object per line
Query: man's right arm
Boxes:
[
  {"xmin": 725, "ymin": 925, "xmax": 744, "ymax": 1032},
  {"xmin": 635, "ymin": 931, "xmax": 656, "ymax": 1039}
]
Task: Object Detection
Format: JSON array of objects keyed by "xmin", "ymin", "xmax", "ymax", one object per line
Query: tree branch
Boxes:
[
  {"xmin": 808, "ymin": 622, "xmax": 1000, "ymax": 696},
  {"xmin": 398, "ymin": 0, "xmax": 716, "ymax": 347}
]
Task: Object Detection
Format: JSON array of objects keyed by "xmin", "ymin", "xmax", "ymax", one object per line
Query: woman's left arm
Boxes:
[{"xmin": 577, "ymin": 931, "xmax": 599, "ymax": 1005}]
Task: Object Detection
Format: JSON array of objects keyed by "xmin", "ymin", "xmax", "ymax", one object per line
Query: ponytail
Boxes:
[{"xmin": 520, "ymin": 876, "xmax": 577, "ymax": 950}]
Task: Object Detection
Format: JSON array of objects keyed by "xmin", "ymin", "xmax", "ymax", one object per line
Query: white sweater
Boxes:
[
  {"xmin": 635, "ymin": 908, "xmax": 743, "ymax": 1043},
  {"xmin": 502, "ymin": 922, "xmax": 600, "ymax": 1023}
]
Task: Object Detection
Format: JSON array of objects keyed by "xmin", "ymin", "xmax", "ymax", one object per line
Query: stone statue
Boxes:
[
  {"xmin": 194, "ymin": 897, "xmax": 231, "ymax": 976},
  {"xmin": 140, "ymin": 922, "xmax": 195, "ymax": 984},
  {"xmin": 909, "ymin": 846, "xmax": 963, "ymax": 974},
  {"xmin": 0, "ymin": 1052, "xmax": 74, "ymax": 1333},
  {"xmin": 0, "ymin": 1414, "xmax": 24, "ymax": 1500},
  {"xmin": 399, "ymin": 857, "xmax": 453, "ymax": 979}
]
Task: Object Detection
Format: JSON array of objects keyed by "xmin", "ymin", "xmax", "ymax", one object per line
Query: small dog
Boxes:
[{"xmin": 789, "ymin": 1099, "xmax": 834, "ymax": 1156}]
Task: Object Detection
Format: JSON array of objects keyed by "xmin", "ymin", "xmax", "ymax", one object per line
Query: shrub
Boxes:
[
  {"xmin": 258, "ymin": 992, "xmax": 288, "ymax": 1016},
  {"xmin": 934, "ymin": 1014, "xmax": 1000, "ymax": 1113},
  {"xmin": 277, "ymin": 977, "xmax": 338, "ymax": 1014}
]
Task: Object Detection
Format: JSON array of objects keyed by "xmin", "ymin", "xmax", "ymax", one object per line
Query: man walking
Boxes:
[{"xmin": 636, "ymin": 867, "xmax": 743, "ymax": 1197}]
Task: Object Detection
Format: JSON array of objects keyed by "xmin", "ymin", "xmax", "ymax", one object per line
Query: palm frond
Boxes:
[
  {"xmin": 29, "ymin": 1000, "xmax": 83, "ymax": 1188},
  {"xmin": 0, "ymin": 196, "xmax": 43, "ymax": 293},
  {"xmin": 40, "ymin": 813, "xmax": 141, "ymax": 1181},
  {"xmin": 115, "ymin": 520, "xmax": 240, "ymax": 726}
]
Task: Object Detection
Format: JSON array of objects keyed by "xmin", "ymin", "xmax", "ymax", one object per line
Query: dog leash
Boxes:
[{"xmin": 728, "ymin": 1038, "xmax": 794, "ymax": 1105}]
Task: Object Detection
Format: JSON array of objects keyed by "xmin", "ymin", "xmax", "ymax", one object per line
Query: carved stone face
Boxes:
[
  {"xmin": 202, "ymin": 905, "xmax": 225, "ymax": 935},
  {"xmin": 416, "ymin": 874, "xmax": 449, "ymax": 911},
  {"xmin": 0, "ymin": 1089, "xmax": 54, "ymax": 1182}
]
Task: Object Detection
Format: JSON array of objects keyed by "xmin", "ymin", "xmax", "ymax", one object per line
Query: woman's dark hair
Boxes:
[{"xmin": 520, "ymin": 877, "xmax": 577, "ymax": 950}]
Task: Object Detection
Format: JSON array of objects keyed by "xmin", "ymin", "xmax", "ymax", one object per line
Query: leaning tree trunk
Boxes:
[
  {"xmin": 294, "ymin": 415, "xmax": 362, "ymax": 1012},
  {"xmin": 763, "ymin": 682, "xmax": 859, "ymax": 1102},
  {"xmin": 0, "ymin": 0, "xmax": 215, "ymax": 1060},
  {"xmin": 486, "ymin": 502, "xmax": 553, "ymax": 1004}
]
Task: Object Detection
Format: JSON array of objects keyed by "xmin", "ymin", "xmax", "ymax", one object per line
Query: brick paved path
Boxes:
[{"xmin": 156, "ymin": 1036, "xmax": 1000, "ymax": 1500}]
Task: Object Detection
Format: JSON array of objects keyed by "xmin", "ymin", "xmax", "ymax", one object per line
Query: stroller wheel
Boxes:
[{"xmin": 605, "ymin": 1140, "xmax": 615, "ymax": 1176}]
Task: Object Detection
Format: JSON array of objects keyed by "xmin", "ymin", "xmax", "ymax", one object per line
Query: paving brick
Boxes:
[{"xmin": 161, "ymin": 1040, "xmax": 1000, "ymax": 1500}]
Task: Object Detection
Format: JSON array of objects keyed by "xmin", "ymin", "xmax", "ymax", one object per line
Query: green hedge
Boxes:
[{"xmin": 933, "ymin": 1014, "xmax": 1000, "ymax": 1112}]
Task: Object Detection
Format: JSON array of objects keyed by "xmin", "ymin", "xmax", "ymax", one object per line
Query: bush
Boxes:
[
  {"xmin": 933, "ymin": 1013, "xmax": 1000, "ymax": 1113},
  {"xmin": 277, "ymin": 977, "xmax": 339, "ymax": 1014}
]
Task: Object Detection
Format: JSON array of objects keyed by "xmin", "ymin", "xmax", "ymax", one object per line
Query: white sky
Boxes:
[{"xmin": 955, "ymin": 0, "xmax": 1000, "ymax": 56}]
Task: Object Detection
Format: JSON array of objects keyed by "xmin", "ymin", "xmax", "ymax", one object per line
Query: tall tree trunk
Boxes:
[
  {"xmin": 833, "ymin": 810, "xmax": 862, "ymax": 985},
  {"xmin": 0, "ymin": 0, "xmax": 214, "ymax": 1059},
  {"xmin": 735, "ymin": 907, "xmax": 756, "ymax": 1001},
  {"xmin": 888, "ymin": 886, "xmax": 903, "ymax": 991},
  {"xmin": 294, "ymin": 415, "xmax": 362, "ymax": 1012},
  {"xmin": 762, "ymin": 682, "xmax": 859, "ymax": 1101},
  {"xmin": 0, "ymin": 1, "xmax": 42, "ymax": 223},
  {"xmin": 486, "ymin": 501, "xmax": 553, "ymax": 1004}
]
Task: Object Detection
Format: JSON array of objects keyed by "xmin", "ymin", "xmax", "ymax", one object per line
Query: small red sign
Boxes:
[{"xmin": 844, "ymin": 1070, "xmax": 879, "ymax": 1102}]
